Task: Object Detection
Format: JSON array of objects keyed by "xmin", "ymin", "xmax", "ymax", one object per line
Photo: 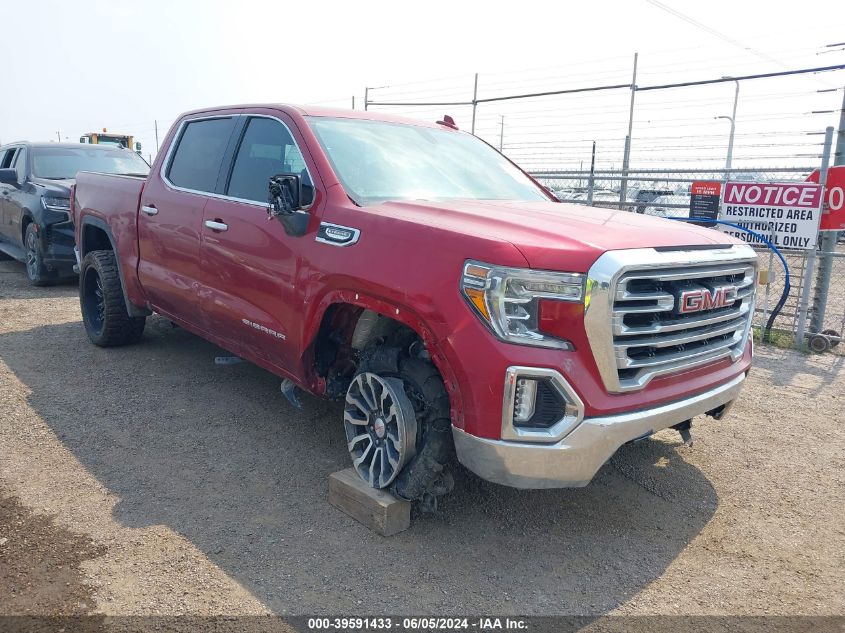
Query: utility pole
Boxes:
[
  {"xmin": 619, "ymin": 52, "xmax": 638, "ymax": 209},
  {"xmin": 154, "ymin": 120, "xmax": 159, "ymax": 153},
  {"xmin": 56, "ymin": 131, "xmax": 61, "ymax": 142},
  {"xmin": 364, "ymin": 87, "xmax": 369, "ymax": 111},
  {"xmin": 352, "ymin": 95, "xmax": 355, "ymax": 110},
  {"xmin": 810, "ymin": 87, "xmax": 845, "ymax": 334},
  {"xmin": 471, "ymin": 73, "xmax": 479, "ymax": 135},
  {"xmin": 499, "ymin": 116, "xmax": 504, "ymax": 152}
]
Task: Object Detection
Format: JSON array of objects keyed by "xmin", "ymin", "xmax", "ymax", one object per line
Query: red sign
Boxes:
[
  {"xmin": 806, "ymin": 166, "xmax": 845, "ymax": 231},
  {"xmin": 691, "ymin": 181, "xmax": 721, "ymax": 197}
]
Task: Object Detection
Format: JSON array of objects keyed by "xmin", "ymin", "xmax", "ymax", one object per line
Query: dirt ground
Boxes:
[{"xmin": 0, "ymin": 258, "xmax": 843, "ymax": 621}]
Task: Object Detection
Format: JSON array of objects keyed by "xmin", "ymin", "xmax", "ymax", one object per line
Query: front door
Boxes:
[
  {"xmin": 137, "ymin": 116, "xmax": 238, "ymax": 328},
  {"xmin": 0, "ymin": 147, "xmax": 19, "ymax": 244},
  {"xmin": 199, "ymin": 113, "xmax": 319, "ymax": 369}
]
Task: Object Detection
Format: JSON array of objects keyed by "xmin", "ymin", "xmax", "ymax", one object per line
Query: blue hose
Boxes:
[{"xmin": 665, "ymin": 217, "xmax": 791, "ymax": 342}]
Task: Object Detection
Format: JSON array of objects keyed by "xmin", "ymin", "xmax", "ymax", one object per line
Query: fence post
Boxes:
[
  {"xmin": 587, "ymin": 141, "xmax": 596, "ymax": 206},
  {"xmin": 810, "ymin": 90, "xmax": 845, "ymax": 333},
  {"xmin": 796, "ymin": 126, "xmax": 834, "ymax": 348},
  {"xmin": 619, "ymin": 52, "xmax": 638, "ymax": 210},
  {"xmin": 364, "ymin": 87, "xmax": 369, "ymax": 111}
]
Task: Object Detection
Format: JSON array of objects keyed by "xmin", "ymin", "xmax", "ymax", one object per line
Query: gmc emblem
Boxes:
[{"xmin": 678, "ymin": 285, "xmax": 738, "ymax": 314}]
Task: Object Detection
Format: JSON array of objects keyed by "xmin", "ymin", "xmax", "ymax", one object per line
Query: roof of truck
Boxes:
[{"xmin": 177, "ymin": 103, "xmax": 455, "ymax": 130}]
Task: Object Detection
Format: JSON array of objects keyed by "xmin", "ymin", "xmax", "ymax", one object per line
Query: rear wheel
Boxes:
[
  {"xmin": 24, "ymin": 223, "xmax": 52, "ymax": 286},
  {"xmin": 79, "ymin": 250, "xmax": 145, "ymax": 346}
]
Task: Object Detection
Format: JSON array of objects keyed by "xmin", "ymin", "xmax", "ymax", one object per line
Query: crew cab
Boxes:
[
  {"xmin": 71, "ymin": 105, "xmax": 756, "ymax": 505},
  {"xmin": 0, "ymin": 142, "xmax": 149, "ymax": 285}
]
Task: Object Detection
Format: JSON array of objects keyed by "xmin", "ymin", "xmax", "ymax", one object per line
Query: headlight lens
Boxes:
[
  {"xmin": 461, "ymin": 260, "xmax": 584, "ymax": 350},
  {"xmin": 41, "ymin": 196, "xmax": 71, "ymax": 214}
]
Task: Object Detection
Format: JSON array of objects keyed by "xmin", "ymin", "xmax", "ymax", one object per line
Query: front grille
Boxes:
[
  {"xmin": 613, "ymin": 262, "xmax": 755, "ymax": 388},
  {"xmin": 584, "ymin": 246, "xmax": 757, "ymax": 393}
]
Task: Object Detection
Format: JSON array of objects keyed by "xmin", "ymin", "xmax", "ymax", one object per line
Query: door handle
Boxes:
[
  {"xmin": 141, "ymin": 204, "xmax": 158, "ymax": 216},
  {"xmin": 204, "ymin": 220, "xmax": 228, "ymax": 232}
]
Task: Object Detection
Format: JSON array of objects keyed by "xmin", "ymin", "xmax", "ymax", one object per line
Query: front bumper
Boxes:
[{"xmin": 452, "ymin": 372, "xmax": 745, "ymax": 489}]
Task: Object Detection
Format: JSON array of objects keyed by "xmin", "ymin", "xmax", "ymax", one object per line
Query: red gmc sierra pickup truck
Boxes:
[{"xmin": 71, "ymin": 104, "xmax": 757, "ymax": 505}]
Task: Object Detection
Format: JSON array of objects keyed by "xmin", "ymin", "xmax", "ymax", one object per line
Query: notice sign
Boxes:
[
  {"xmin": 689, "ymin": 181, "xmax": 721, "ymax": 225},
  {"xmin": 720, "ymin": 182, "xmax": 823, "ymax": 250}
]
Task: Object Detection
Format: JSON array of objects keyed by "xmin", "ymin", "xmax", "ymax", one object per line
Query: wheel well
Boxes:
[
  {"xmin": 81, "ymin": 224, "xmax": 113, "ymax": 256},
  {"xmin": 313, "ymin": 304, "xmax": 427, "ymax": 399},
  {"xmin": 21, "ymin": 214, "xmax": 33, "ymax": 243}
]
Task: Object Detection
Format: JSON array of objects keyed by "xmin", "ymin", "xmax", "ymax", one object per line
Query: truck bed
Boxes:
[{"xmin": 73, "ymin": 171, "xmax": 147, "ymax": 307}]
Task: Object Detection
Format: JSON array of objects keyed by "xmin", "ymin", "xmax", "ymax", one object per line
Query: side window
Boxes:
[
  {"xmin": 12, "ymin": 148, "xmax": 27, "ymax": 182},
  {"xmin": 226, "ymin": 117, "xmax": 313, "ymax": 205},
  {"xmin": 0, "ymin": 148, "xmax": 17, "ymax": 169},
  {"xmin": 166, "ymin": 118, "xmax": 234, "ymax": 193}
]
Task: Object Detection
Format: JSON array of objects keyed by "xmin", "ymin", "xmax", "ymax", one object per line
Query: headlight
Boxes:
[
  {"xmin": 41, "ymin": 196, "xmax": 71, "ymax": 214},
  {"xmin": 461, "ymin": 260, "xmax": 584, "ymax": 350}
]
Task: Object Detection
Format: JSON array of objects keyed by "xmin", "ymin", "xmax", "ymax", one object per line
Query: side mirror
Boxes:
[
  {"xmin": 268, "ymin": 174, "xmax": 308, "ymax": 237},
  {"xmin": 0, "ymin": 168, "xmax": 18, "ymax": 186},
  {"xmin": 134, "ymin": 142, "xmax": 142, "ymax": 152}
]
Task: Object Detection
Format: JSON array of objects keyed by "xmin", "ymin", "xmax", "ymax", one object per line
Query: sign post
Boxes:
[{"xmin": 719, "ymin": 182, "xmax": 823, "ymax": 250}]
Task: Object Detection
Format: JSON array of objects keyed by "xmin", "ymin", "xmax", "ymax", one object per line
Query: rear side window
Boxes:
[
  {"xmin": 226, "ymin": 117, "xmax": 313, "ymax": 205},
  {"xmin": 166, "ymin": 118, "xmax": 234, "ymax": 193}
]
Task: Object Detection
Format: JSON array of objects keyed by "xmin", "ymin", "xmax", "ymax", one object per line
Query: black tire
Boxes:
[
  {"xmin": 24, "ymin": 223, "xmax": 53, "ymax": 286},
  {"xmin": 356, "ymin": 347, "xmax": 454, "ymax": 503},
  {"xmin": 79, "ymin": 250, "xmax": 145, "ymax": 347}
]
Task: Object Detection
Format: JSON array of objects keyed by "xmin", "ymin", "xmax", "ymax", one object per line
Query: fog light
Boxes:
[{"xmin": 513, "ymin": 378, "xmax": 538, "ymax": 423}]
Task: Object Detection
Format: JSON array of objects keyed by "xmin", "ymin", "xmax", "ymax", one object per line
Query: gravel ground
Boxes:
[{"xmin": 0, "ymin": 258, "xmax": 843, "ymax": 619}]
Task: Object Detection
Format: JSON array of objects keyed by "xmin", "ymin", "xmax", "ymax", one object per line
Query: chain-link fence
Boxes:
[{"xmin": 528, "ymin": 166, "xmax": 845, "ymax": 352}]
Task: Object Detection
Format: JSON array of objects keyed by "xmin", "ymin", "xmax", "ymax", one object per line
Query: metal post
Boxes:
[
  {"xmin": 471, "ymin": 73, "xmax": 479, "ymax": 135},
  {"xmin": 352, "ymin": 95, "xmax": 355, "ymax": 110},
  {"xmin": 725, "ymin": 78, "xmax": 739, "ymax": 170},
  {"xmin": 587, "ymin": 141, "xmax": 596, "ymax": 206},
  {"xmin": 364, "ymin": 87, "xmax": 369, "ymax": 111},
  {"xmin": 499, "ymin": 116, "xmax": 504, "ymax": 152},
  {"xmin": 154, "ymin": 120, "xmax": 159, "ymax": 152},
  {"xmin": 797, "ymin": 126, "xmax": 834, "ymax": 347},
  {"xmin": 619, "ymin": 53, "xmax": 638, "ymax": 210},
  {"xmin": 811, "ymin": 95, "xmax": 845, "ymax": 333}
]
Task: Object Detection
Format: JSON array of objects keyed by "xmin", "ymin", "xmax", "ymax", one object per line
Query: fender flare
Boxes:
[
  {"xmin": 306, "ymin": 289, "xmax": 465, "ymax": 428},
  {"xmin": 78, "ymin": 216, "xmax": 150, "ymax": 317}
]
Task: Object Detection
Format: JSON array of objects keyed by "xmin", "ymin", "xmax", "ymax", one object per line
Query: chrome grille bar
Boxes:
[{"xmin": 584, "ymin": 245, "xmax": 757, "ymax": 393}]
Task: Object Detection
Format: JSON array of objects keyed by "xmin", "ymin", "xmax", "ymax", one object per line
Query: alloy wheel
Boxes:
[{"xmin": 344, "ymin": 372, "xmax": 417, "ymax": 488}]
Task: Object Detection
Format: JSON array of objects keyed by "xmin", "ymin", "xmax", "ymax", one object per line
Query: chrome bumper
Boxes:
[{"xmin": 452, "ymin": 373, "xmax": 746, "ymax": 489}]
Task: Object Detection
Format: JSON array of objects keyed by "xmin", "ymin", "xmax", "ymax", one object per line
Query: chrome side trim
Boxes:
[
  {"xmin": 453, "ymin": 372, "xmax": 746, "ymax": 489},
  {"xmin": 584, "ymin": 245, "xmax": 757, "ymax": 393},
  {"xmin": 500, "ymin": 366, "xmax": 585, "ymax": 443}
]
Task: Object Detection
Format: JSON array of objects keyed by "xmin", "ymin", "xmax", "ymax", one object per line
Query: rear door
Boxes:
[
  {"xmin": 137, "ymin": 115, "xmax": 238, "ymax": 327},
  {"xmin": 198, "ymin": 113, "xmax": 319, "ymax": 367}
]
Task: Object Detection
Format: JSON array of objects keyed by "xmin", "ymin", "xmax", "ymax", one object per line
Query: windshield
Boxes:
[
  {"xmin": 306, "ymin": 117, "xmax": 548, "ymax": 205},
  {"xmin": 32, "ymin": 147, "xmax": 150, "ymax": 180}
]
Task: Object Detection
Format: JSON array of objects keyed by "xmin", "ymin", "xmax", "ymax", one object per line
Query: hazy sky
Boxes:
[{"xmin": 1, "ymin": 0, "xmax": 843, "ymax": 170}]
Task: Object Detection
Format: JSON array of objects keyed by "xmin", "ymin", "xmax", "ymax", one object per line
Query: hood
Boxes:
[
  {"xmin": 374, "ymin": 199, "xmax": 736, "ymax": 272},
  {"xmin": 30, "ymin": 177, "xmax": 74, "ymax": 196}
]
